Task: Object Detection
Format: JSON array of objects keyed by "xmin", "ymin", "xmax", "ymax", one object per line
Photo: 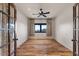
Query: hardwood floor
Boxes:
[{"xmin": 16, "ymin": 38, "xmax": 72, "ymax": 56}]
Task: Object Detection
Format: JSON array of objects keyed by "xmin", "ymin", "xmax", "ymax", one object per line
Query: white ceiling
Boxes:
[{"xmin": 15, "ymin": 3, "xmax": 74, "ymax": 18}]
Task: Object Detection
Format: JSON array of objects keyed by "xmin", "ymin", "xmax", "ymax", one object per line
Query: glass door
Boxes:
[
  {"xmin": 9, "ymin": 3, "xmax": 17, "ymax": 56},
  {"xmin": 0, "ymin": 3, "xmax": 8, "ymax": 56},
  {"xmin": 0, "ymin": 3, "xmax": 17, "ymax": 56},
  {"xmin": 73, "ymin": 3, "xmax": 79, "ymax": 56}
]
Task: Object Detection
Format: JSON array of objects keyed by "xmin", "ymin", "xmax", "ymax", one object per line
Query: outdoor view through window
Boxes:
[{"xmin": 35, "ymin": 23, "xmax": 47, "ymax": 33}]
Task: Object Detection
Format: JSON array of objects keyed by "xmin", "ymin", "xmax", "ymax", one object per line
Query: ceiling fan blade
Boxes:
[
  {"xmin": 43, "ymin": 12, "xmax": 50, "ymax": 14},
  {"xmin": 38, "ymin": 15, "xmax": 41, "ymax": 17},
  {"xmin": 32, "ymin": 13, "xmax": 39, "ymax": 15},
  {"xmin": 42, "ymin": 14, "xmax": 47, "ymax": 17}
]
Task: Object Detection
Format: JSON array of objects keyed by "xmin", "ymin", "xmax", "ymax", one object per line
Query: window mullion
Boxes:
[{"xmin": 40, "ymin": 24, "xmax": 41, "ymax": 32}]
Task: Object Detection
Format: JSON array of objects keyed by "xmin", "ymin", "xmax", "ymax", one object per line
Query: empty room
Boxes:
[{"xmin": 0, "ymin": 3, "xmax": 79, "ymax": 56}]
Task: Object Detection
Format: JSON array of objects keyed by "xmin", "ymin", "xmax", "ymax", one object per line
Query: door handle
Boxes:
[
  {"xmin": 13, "ymin": 38, "xmax": 18, "ymax": 40},
  {"xmin": 72, "ymin": 39, "xmax": 77, "ymax": 41}
]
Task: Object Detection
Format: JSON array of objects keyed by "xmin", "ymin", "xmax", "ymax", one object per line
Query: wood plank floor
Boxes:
[{"xmin": 16, "ymin": 38, "xmax": 72, "ymax": 56}]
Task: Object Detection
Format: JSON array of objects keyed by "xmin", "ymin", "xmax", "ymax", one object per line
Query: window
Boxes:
[{"xmin": 35, "ymin": 23, "xmax": 47, "ymax": 33}]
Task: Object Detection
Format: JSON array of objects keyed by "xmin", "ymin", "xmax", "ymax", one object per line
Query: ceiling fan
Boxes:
[{"xmin": 33, "ymin": 8, "xmax": 50, "ymax": 17}]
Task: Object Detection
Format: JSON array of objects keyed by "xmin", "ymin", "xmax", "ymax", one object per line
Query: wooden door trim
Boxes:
[
  {"xmin": 73, "ymin": 5, "xmax": 77, "ymax": 56},
  {"xmin": 78, "ymin": 4, "xmax": 79, "ymax": 56},
  {"xmin": 8, "ymin": 3, "xmax": 10, "ymax": 56},
  {"xmin": 7, "ymin": 3, "xmax": 17, "ymax": 56}
]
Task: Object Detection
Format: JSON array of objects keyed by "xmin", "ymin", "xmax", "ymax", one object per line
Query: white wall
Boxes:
[
  {"xmin": 16, "ymin": 9, "xmax": 28, "ymax": 48},
  {"xmin": 34, "ymin": 19, "xmax": 47, "ymax": 38},
  {"xmin": 55, "ymin": 4, "xmax": 73, "ymax": 51},
  {"xmin": 52, "ymin": 19, "xmax": 55, "ymax": 39}
]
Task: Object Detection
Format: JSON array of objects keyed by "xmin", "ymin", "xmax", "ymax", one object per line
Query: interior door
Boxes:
[
  {"xmin": 0, "ymin": 3, "xmax": 17, "ymax": 56},
  {"xmin": 0, "ymin": 3, "xmax": 9, "ymax": 56},
  {"xmin": 73, "ymin": 3, "xmax": 79, "ymax": 56},
  {"xmin": 9, "ymin": 3, "xmax": 17, "ymax": 56}
]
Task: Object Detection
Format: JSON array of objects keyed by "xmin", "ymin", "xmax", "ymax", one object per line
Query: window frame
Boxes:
[{"xmin": 34, "ymin": 23, "xmax": 47, "ymax": 33}]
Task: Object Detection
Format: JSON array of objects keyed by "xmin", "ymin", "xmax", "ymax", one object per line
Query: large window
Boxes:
[{"xmin": 35, "ymin": 23, "xmax": 47, "ymax": 33}]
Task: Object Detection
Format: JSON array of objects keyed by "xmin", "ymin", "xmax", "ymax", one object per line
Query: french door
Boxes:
[
  {"xmin": 0, "ymin": 3, "xmax": 17, "ymax": 56},
  {"xmin": 73, "ymin": 3, "xmax": 79, "ymax": 56}
]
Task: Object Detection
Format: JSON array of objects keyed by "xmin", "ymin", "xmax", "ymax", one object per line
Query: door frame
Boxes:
[{"xmin": 8, "ymin": 3, "xmax": 17, "ymax": 56}]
